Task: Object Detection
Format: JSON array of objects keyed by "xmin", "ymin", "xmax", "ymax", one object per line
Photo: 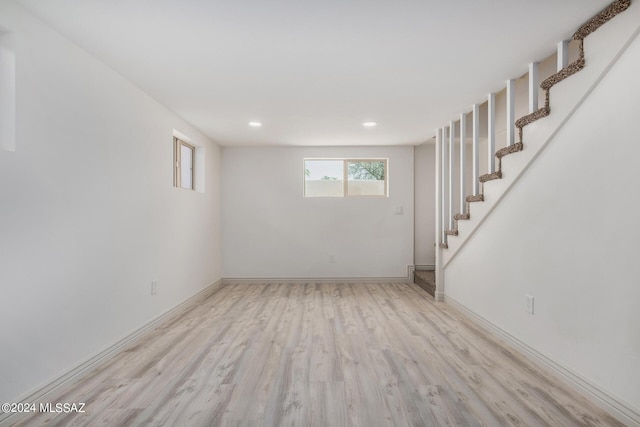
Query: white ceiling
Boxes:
[{"xmin": 17, "ymin": 0, "xmax": 611, "ymax": 146}]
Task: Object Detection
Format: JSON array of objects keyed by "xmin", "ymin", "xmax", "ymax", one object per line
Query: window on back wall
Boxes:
[
  {"xmin": 304, "ymin": 158, "xmax": 388, "ymax": 198},
  {"xmin": 174, "ymin": 137, "xmax": 195, "ymax": 190}
]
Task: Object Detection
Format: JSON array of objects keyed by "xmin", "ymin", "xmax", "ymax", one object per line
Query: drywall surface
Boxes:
[
  {"xmin": 414, "ymin": 144, "xmax": 435, "ymax": 267},
  {"xmin": 0, "ymin": 2, "xmax": 222, "ymax": 403},
  {"xmin": 222, "ymin": 146, "xmax": 413, "ymax": 278},
  {"xmin": 445, "ymin": 30, "xmax": 640, "ymax": 416}
]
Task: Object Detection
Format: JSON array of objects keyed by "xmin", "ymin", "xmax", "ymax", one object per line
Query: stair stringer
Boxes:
[{"xmin": 442, "ymin": 0, "xmax": 640, "ymax": 268}]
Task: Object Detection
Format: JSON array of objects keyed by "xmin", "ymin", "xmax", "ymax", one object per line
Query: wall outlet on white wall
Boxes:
[
  {"xmin": 329, "ymin": 254, "xmax": 335, "ymax": 263},
  {"xmin": 525, "ymin": 294, "xmax": 534, "ymax": 315},
  {"xmin": 151, "ymin": 280, "xmax": 158, "ymax": 295}
]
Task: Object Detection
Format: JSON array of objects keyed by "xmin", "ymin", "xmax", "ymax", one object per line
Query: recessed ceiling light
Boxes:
[
  {"xmin": 362, "ymin": 121, "xmax": 377, "ymax": 128},
  {"xmin": 248, "ymin": 121, "xmax": 262, "ymax": 127}
]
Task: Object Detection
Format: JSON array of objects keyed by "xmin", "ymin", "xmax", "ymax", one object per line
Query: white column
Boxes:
[
  {"xmin": 472, "ymin": 104, "xmax": 480, "ymax": 196},
  {"xmin": 506, "ymin": 79, "xmax": 515, "ymax": 147},
  {"xmin": 459, "ymin": 113, "xmax": 467, "ymax": 214},
  {"xmin": 488, "ymin": 93, "xmax": 496, "ymax": 174},
  {"xmin": 441, "ymin": 126, "xmax": 448, "ymax": 242},
  {"xmin": 557, "ymin": 40, "xmax": 569, "ymax": 71},
  {"xmin": 529, "ymin": 62, "xmax": 539, "ymax": 113},
  {"xmin": 448, "ymin": 121, "xmax": 455, "ymax": 230}
]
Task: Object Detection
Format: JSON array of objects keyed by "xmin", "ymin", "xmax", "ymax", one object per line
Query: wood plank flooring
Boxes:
[{"xmin": 12, "ymin": 282, "xmax": 622, "ymax": 426}]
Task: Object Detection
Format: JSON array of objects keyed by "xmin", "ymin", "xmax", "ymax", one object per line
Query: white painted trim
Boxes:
[
  {"xmin": 223, "ymin": 278, "xmax": 413, "ymax": 284},
  {"xmin": 223, "ymin": 271, "xmax": 416, "ymax": 286},
  {"xmin": 444, "ymin": 295, "xmax": 640, "ymax": 427},
  {"xmin": 414, "ymin": 264, "xmax": 435, "ymax": 271},
  {"xmin": 0, "ymin": 280, "xmax": 224, "ymax": 427}
]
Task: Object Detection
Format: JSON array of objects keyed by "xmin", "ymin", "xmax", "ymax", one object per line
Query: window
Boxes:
[
  {"xmin": 304, "ymin": 158, "xmax": 387, "ymax": 197},
  {"xmin": 174, "ymin": 137, "xmax": 195, "ymax": 190}
]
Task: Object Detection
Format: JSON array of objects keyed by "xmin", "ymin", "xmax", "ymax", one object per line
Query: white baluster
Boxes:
[
  {"xmin": 488, "ymin": 93, "xmax": 496, "ymax": 174},
  {"xmin": 529, "ymin": 62, "xmax": 539, "ymax": 113},
  {"xmin": 448, "ymin": 121, "xmax": 455, "ymax": 230},
  {"xmin": 557, "ymin": 40, "xmax": 569, "ymax": 71},
  {"xmin": 472, "ymin": 104, "xmax": 480, "ymax": 196},
  {"xmin": 506, "ymin": 79, "xmax": 515, "ymax": 147},
  {"xmin": 441, "ymin": 126, "xmax": 448, "ymax": 243},
  {"xmin": 459, "ymin": 113, "xmax": 467, "ymax": 214},
  {"xmin": 435, "ymin": 128, "xmax": 443, "ymax": 245}
]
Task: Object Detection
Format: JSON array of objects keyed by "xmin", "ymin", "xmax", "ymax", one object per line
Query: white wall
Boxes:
[
  {"xmin": 0, "ymin": 2, "xmax": 222, "ymax": 403},
  {"xmin": 414, "ymin": 144, "xmax": 435, "ymax": 267},
  {"xmin": 222, "ymin": 146, "xmax": 414, "ymax": 278},
  {"xmin": 445, "ymin": 29, "xmax": 640, "ymax": 418}
]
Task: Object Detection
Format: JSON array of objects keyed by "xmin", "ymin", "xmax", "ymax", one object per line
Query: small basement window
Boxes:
[
  {"xmin": 304, "ymin": 158, "xmax": 387, "ymax": 197},
  {"xmin": 174, "ymin": 137, "xmax": 195, "ymax": 190}
]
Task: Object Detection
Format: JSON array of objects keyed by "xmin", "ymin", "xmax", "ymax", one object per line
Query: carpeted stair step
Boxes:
[
  {"xmin": 444, "ymin": 229, "xmax": 458, "ymax": 236},
  {"xmin": 414, "ymin": 270, "xmax": 436, "ymax": 297},
  {"xmin": 439, "ymin": 243, "xmax": 449, "ymax": 249},
  {"xmin": 454, "ymin": 213, "xmax": 470, "ymax": 220},
  {"xmin": 573, "ymin": 0, "xmax": 630, "ymax": 40},
  {"xmin": 479, "ymin": 171, "xmax": 502, "ymax": 183},
  {"xmin": 541, "ymin": 58, "xmax": 585, "ymax": 90},
  {"xmin": 496, "ymin": 142, "xmax": 524, "ymax": 159},
  {"xmin": 515, "ymin": 103, "xmax": 550, "ymax": 130},
  {"xmin": 466, "ymin": 194, "xmax": 484, "ymax": 203}
]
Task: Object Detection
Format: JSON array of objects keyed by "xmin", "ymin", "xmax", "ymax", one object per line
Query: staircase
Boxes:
[
  {"xmin": 431, "ymin": 2, "xmax": 640, "ymax": 424},
  {"xmin": 437, "ymin": 0, "xmax": 637, "ymax": 268}
]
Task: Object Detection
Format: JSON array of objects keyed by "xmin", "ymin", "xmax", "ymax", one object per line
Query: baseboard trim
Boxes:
[
  {"xmin": 223, "ymin": 266, "xmax": 415, "ymax": 285},
  {"xmin": 222, "ymin": 277, "xmax": 412, "ymax": 285},
  {"xmin": 444, "ymin": 295, "xmax": 640, "ymax": 427},
  {"xmin": 414, "ymin": 264, "xmax": 435, "ymax": 271},
  {"xmin": 0, "ymin": 280, "xmax": 224, "ymax": 427}
]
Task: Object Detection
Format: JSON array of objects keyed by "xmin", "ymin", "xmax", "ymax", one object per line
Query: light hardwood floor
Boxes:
[{"xmin": 13, "ymin": 282, "xmax": 621, "ymax": 426}]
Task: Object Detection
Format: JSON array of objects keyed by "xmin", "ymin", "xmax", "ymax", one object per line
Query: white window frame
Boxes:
[
  {"xmin": 303, "ymin": 158, "xmax": 388, "ymax": 198},
  {"xmin": 174, "ymin": 137, "xmax": 195, "ymax": 190}
]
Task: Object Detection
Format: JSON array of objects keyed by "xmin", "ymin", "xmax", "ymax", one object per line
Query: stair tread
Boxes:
[
  {"xmin": 466, "ymin": 194, "xmax": 484, "ymax": 203},
  {"xmin": 573, "ymin": 0, "xmax": 630, "ymax": 40},
  {"xmin": 414, "ymin": 270, "xmax": 435, "ymax": 297},
  {"xmin": 541, "ymin": 58, "xmax": 585, "ymax": 90},
  {"xmin": 479, "ymin": 171, "xmax": 502, "ymax": 183},
  {"xmin": 496, "ymin": 142, "xmax": 524, "ymax": 159},
  {"xmin": 515, "ymin": 106, "xmax": 550, "ymax": 129}
]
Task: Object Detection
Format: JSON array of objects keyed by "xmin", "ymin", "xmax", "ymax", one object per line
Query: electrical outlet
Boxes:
[
  {"xmin": 526, "ymin": 294, "xmax": 534, "ymax": 315},
  {"xmin": 151, "ymin": 280, "xmax": 158, "ymax": 295},
  {"xmin": 329, "ymin": 254, "xmax": 335, "ymax": 263}
]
